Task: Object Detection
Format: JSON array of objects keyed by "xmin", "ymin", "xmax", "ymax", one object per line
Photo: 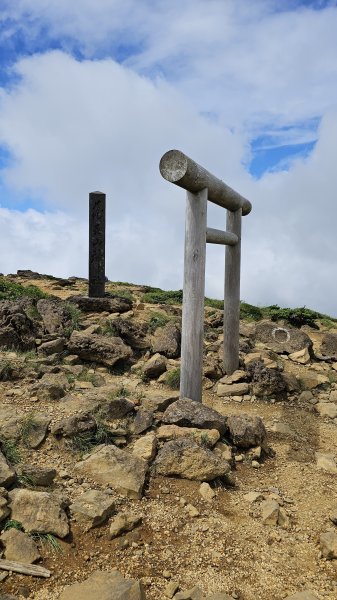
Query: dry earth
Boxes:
[{"xmin": 0, "ymin": 273, "xmax": 336, "ymax": 600}]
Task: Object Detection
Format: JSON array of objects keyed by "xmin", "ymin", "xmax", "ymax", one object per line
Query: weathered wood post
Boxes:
[
  {"xmin": 223, "ymin": 208, "xmax": 242, "ymax": 375},
  {"xmin": 88, "ymin": 191, "xmax": 106, "ymax": 298},
  {"xmin": 160, "ymin": 150, "xmax": 252, "ymax": 401},
  {"xmin": 180, "ymin": 188, "xmax": 207, "ymax": 402}
]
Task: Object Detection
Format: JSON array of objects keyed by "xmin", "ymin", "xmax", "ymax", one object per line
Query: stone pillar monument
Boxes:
[{"xmin": 88, "ymin": 191, "xmax": 106, "ymax": 298}]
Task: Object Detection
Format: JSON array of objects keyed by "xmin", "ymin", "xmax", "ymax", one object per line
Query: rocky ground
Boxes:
[{"xmin": 0, "ymin": 271, "xmax": 336, "ymax": 600}]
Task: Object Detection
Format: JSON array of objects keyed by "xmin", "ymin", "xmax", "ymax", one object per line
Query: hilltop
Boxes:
[{"xmin": 0, "ymin": 271, "xmax": 336, "ymax": 600}]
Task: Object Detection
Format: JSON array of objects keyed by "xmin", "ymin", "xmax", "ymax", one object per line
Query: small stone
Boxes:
[
  {"xmin": 329, "ymin": 509, "xmax": 337, "ymax": 525},
  {"xmin": 132, "ymin": 433, "xmax": 157, "ymax": 462},
  {"xmin": 185, "ymin": 504, "xmax": 200, "ymax": 517},
  {"xmin": 261, "ymin": 499, "xmax": 280, "ymax": 526},
  {"xmin": 199, "ymin": 482, "xmax": 215, "ymax": 502},
  {"xmin": 174, "ymin": 587, "xmax": 203, "ymax": 600},
  {"xmin": 316, "ymin": 402, "xmax": 337, "ymax": 419},
  {"xmin": 70, "ymin": 489, "xmax": 115, "ymax": 530},
  {"xmin": 109, "ymin": 512, "xmax": 142, "ymax": 539},
  {"xmin": 164, "ymin": 581, "xmax": 180, "ymax": 598},
  {"xmin": 316, "ymin": 452, "xmax": 337, "ymax": 474},
  {"xmin": 284, "ymin": 593, "xmax": 318, "ymax": 600},
  {"xmin": 320, "ymin": 531, "xmax": 337, "ymax": 559},
  {"xmin": 251, "ymin": 460, "xmax": 260, "ymax": 469},
  {"xmin": 289, "ymin": 348, "xmax": 311, "ymax": 364},
  {"xmin": 163, "ymin": 571, "xmax": 172, "ymax": 579},
  {"xmin": 216, "ymin": 382, "xmax": 249, "ymax": 397},
  {"xmin": 243, "ymin": 491, "xmax": 264, "ymax": 503},
  {"xmin": 298, "ymin": 390, "xmax": 314, "ymax": 402}
]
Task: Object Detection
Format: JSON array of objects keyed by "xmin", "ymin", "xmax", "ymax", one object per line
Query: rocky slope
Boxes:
[{"xmin": 0, "ymin": 272, "xmax": 336, "ymax": 600}]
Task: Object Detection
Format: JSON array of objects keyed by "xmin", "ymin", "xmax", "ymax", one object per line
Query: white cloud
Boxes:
[
  {"xmin": 0, "ymin": 51, "xmax": 249, "ymax": 290},
  {"xmin": 2, "ymin": 1, "xmax": 337, "ymax": 139},
  {"xmin": 0, "ymin": 3, "xmax": 337, "ymax": 315}
]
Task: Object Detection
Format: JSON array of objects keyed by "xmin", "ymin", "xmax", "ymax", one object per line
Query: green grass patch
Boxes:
[
  {"xmin": 261, "ymin": 305, "xmax": 321, "ymax": 329},
  {"xmin": 148, "ymin": 312, "xmax": 171, "ymax": 333},
  {"xmin": 63, "ymin": 303, "xmax": 82, "ymax": 338},
  {"xmin": 240, "ymin": 302, "xmax": 263, "ymax": 321},
  {"xmin": 0, "ymin": 359, "xmax": 13, "ymax": 381},
  {"xmin": 71, "ymin": 420, "xmax": 116, "ymax": 455},
  {"xmin": 113, "ymin": 289, "xmax": 133, "ymax": 301},
  {"xmin": 109, "ymin": 385, "xmax": 130, "ymax": 398},
  {"xmin": 76, "ymin": 369, "xmax": 101, "ymax": 386},
  {"xmin": 165, "ymin": 367, "xmax": 180, "ymax": 390},
  {"xmin": 20, "ymin": 414, "xmax": 40, "ymax": 447},
  {"xmin": 30, "ymin": 532, "xmax": 62, "ymax": 553},
  {"xmin": 3, "ymin": 519, "xmax": 23, "ymax": 532},
  {"xmin": 141, "ymin": 288, "xmax": 183, "ymax": 305},
  {"xmin": 1, "ymin": 439, "xmax": 21, "ymax": 465},
  {"xmin": 0, "ymin": 278, "xmax": 47, "ymax": 301},
  {"xmin": 205, "ymin": 297, "xmax": 223, "ymax": 310},
  {"xmin": 100, "ymin": 321, "xmax": 118, "ymax": 337}
]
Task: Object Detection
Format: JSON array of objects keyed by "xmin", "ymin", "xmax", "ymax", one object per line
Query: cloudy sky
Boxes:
[{"xmin": 0, "ymin": 0, "xmax": 337, "ymax": 314}]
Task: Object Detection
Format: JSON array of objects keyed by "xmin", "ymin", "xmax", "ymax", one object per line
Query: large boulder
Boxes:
[
  {"xmin": 255, "ymin": 321, "xmax": 313, "ymax": 354},
  {"xmin": 37, "ymin": 337, "xmax": 65, "ymax": 356},
  {"xmin": 75, "ymin": 445, "xmax": 147, "ymax": 499},
  {"xmin": 153, "ymin": 438, "xmax": 231, "ymax": 481},
  {"xmin": 0, "ymin": 488, "xmax": 10, "ymax": 522},
  {"xmin": 36, "ymin": 373, "xmax": 69, "ymax": 401},
  {"xmin": 70, "ymin": 489, "xmax": 115, "ymax": 531},
  {"xmin": 68, "ymin": 330, "xmax": 132, "ymax": 367},
  {"xmin": 162, "ymin": 398, "xmax": 227, "ymax": 435},
  {"xmin": 0, "ymin": 299, "xmax": 37, "ymax": 351},
  {"xmin": 59, "ymin": 570, "xmax": 146, "ymax": 600},
  {"xmin": 8, "ymin": 489, "xmax": 69, "ymax": 538},
  {"xmin": 320, "ymin": 333, "xmax": 337, "ymax": 358},
  {"xmin": 0, "ymin": 451, "xmax": 16, "ymax": 488},
  {"xmin": 156, "ymin": 425, "xmax": 220, "ymax": 448},
  {"xmin": 226, "ymin": 414, "xmax": 266, "ymax": 448},
  {"xmin": 141, "ymin": 393, "xmax": 179, "ymax": 412},
  {"xmin": 37, "ymin": 297, "xmax": 73, "ymax": 335},
  {"xmin": 151, "ymin": 321, "xmax": 181, "ymax": 358},
  {"xmin": 68, "ymin": 295, "xmax": 132, "ymax": 313},
  {"xmin": 247, "ymin": 361, "xmax": 287, "ymax": 398},
  {"xmin": 142, "ymin": 353, "xmax": 167, "ymax": 379},
  {"xmin": 51, "ymin": 412, "xmax": 97, "ymax": 438},
  {"xmin": 107, "ymin": 318, "xmax": 149, "ymax": 349},
  {"xmin": 0, "ymin": 528, "xmax": 40, "ymax": 564},
  {"xmin": 0, "ymin": 404, "xmax": 22, "ymax": 440}
]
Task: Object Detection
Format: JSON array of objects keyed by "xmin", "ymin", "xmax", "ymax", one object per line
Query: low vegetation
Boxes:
[
  {"xmin": 148, "ymin": 312, "xmax": 171, "ymax": 333},
  {"xmin": 0, "ymin": 277, "xmax": 47, "ymax": 301},
  {"xmin": 63, "ymin": 303, "xmax": 82, "ymax": 338},
  {"xmin": 165, "ymin": 367, "xmax": 181, "ymax": 390},
  {"xmin": 141, "ymin": 287, "xmax": 183, "ymax": 305},
  {"xmin": 1, "ymin": 439, "xmax": 21, "ymax": 465},
  {"xmin": 240, "ymin": 302, "xmax": 337, "ymax": 329},
  {"xmin": 71, "ymin": 420, "xmax": 116, "ymax": 455}
]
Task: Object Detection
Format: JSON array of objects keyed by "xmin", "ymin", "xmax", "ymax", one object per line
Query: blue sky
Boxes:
[{"xmin": 0, "ymin": 0, "xmax": 337, "ymax": 313}]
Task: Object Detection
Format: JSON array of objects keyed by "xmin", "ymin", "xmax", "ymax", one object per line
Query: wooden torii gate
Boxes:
[{"xmin": 159, "ymin": 149, "xmax": 252, "ymax": 403}]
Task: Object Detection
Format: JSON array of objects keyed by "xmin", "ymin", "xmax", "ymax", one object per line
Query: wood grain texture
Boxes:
[
  {"xmin": 160, "ymin": 150, "xmax": 252, "ymax": 216},
  {"xmin": 180, "ymin": 188, "xmax": 208, "ymax": 402},
  {"xmin": 0, "ymin": 558, "xmax": 51, "ymax": 578},
  {"xmin": 206, "ymin": 227, "xmax": 238, "ymax": 246},
  {"xmin": 223, "ymin": 208, "xmax": 242, "ymax": 375}
]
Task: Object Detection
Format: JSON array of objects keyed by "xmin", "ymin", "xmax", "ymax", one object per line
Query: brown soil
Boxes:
[{"xmin": 0, "ymin": 277, "xmax": 336, "ymax": 600}]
